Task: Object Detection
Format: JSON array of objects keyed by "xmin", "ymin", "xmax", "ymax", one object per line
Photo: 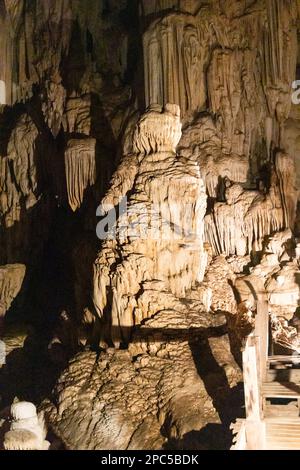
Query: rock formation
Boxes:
[
  {"xmin": 0, "ymin": 264, "xmax": 25, "ymax": 319},
  {"xmin": 65, "ymin": 138, "xmax": 96, "ymax": 212},
  {"xmin": 45, "ymin": 294, "xmax": 241, "ymax": 450},
  {"xmin": 93, "ymin": 104, "xmax": 208, "ymax": 346},
  {"xmin": 0, "ymin": 0, "xmax": 300, "ymax": 452},
  {"xmin": 3, "ymin": 401, "xmax": 49, "ymax": 450}
]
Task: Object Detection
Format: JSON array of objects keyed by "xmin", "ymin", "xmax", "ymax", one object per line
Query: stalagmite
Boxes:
[
  {"xmin": 93, "ymin": 104, "xmax": 208, "ymax": 345},
  {"xmin": 133, "ymin": 104, "xmax": 182, "ymax": 154},
  {"xmin": 3, "ymin": 402, "xmax": 49, "ymax": 451}
]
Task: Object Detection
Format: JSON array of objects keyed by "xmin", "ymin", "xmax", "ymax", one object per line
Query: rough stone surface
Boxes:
[
  {"xmin": 0, "ymin": 0, "xmax": 300, "ymax": 452},
  {"xmin": 44, "ymin": 293, "xmax": 241, "ymax": 450}
]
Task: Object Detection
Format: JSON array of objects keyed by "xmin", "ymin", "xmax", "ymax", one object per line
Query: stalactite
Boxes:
[
  {"xmin": 64, "ymin": 138, "xmax": 96, "ymax": 212},
  {"xmin": 41, "ymin": 71, "xmax": 66, "ymax": 138},
  {"xmin": 143, "ymin": 12, "xmax": 212, "ymax": 119},
  {"xmin": 0, "ymin": 114, "xmax": 40, "ymax": 230},
  {"xmin": 7, "ymin": 115, "xmax": 38, "ymax": 200}
]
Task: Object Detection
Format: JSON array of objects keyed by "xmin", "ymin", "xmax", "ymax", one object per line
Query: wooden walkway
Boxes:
[
  {"xmin": 266, "ymin": 421, "xmax": 300, "ymax": 450},
  {"xmin": 231, "ymin": 416, "xmax": 300, "ymax": 450},
  {"xmin": 231, "ymin": 296, "xmax": 300, "ymax": 450}
]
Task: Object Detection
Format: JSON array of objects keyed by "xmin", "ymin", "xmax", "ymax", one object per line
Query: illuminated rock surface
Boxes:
[{"xmin": 0, "ymin": 0, "xmax": 300, "ymax": 451}]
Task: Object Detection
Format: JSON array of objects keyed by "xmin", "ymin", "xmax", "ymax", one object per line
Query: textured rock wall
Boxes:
[
  {"xmin": 1, "ymin": 0, "xmax": 300, "ymax": 452},
  {"xmin": 1, "ymin": 0, "xmax": 298, "ymax": 319},
  {"xmin": 0, "ymin": 0, "xmax": 138, "ymax": 322},
  {"xmin": 0, "ymin": 264, "xmax": 25, "ymax": 319},
  {"xmin": 91, "ymin": 0, "xmax": 300, "ymax": 345},
  {"xmin": 45, "ymin": 295, "xmax": 241, "ymax": 450},
  {"xmin": 141, "ymin": 0, "xmax": 298, "ymax": 256}
]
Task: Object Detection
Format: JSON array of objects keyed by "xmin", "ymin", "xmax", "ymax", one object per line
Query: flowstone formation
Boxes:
[
  {"xmin": 45, "ymin": 289, "xmax": 241, "ymax": 450},
  {"xmin": 1, "ymin": 0, "xmax": 300, "ymax": 452},
  {"xmin": 93, "ymin": 104, "xmax": 208, "ymax": 346}
]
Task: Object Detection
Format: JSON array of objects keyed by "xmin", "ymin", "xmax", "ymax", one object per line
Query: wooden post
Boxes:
[
  {"xmin": 242, "ymin": 334, "xmax": 266, "ymax": 449},
  {"xmin": 245, "ymin": 419, "xmax": 266, "ymax": 450},
  {"xmin": 243, "ymin": 335, "xmax": 262, "ymax": 420},
  {"xmin": 255, "ymin": 293, "xmax": 269, "ymax": 382}
]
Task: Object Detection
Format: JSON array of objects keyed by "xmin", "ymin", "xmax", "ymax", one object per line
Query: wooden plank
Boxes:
[
  {"xmin": 268, "ymin": 355, "xmax": 300, "ymax": 363},
  {"xmin": 267, "ymin": 420, "xmax": 300, "ymax": 424},
  {"xmin": 262, "ymin": 382, "xmax": 300, "ymax": 398},
  {"xmin": 268, "ymin": 428, "xmax": 300, "ymax": 432},
  {"xmin": 268, "ymin": 427, "xmax": 300, "ymax": 432},
  {"xmin": 255, "ymin": 295, "xmax": 269, "ymax": 382},
  {"xmin": 267, "ymin": 439, "xmax": 300, "ymax": 444},
  {"xmin": 263, "ymin": 391, "xmax": 299, "ymax": 394},
  {"xmin": 266, "ymin": 423, "xmax": 300, "ymax": 446},
  {"xmin": 267, "ymin": 422, "xmax": 300, "ymax": 426},
  {"xmin": 266, "ymin": 421, "xmax": 300, "ymax": 425},
  {"xmin": 267, "ymin": 370, "xmax": 300, "ymax": 382},
  {"xmin": 268, "ymin": 439, "xmax": 300, "ymax": 442},
  {"xmin": 269, "ymin": 438, "xmax": 300, "ymax": 441},
  {"xmin": 268, "ymin": 448, "xmax": 300, "ymax": 450},
  {"xmin": 268, "ymin": 440, "xmax": 300, "ymax": 444},
  {"xmin": 263, "ymin": 391, "xmax": 300, "ymax": 396},
  {"xmin": 266, "ymin": 417, "xmax": 300, "ymax": 421},
  {"xmin": 268, "ymin": 360, "xmax": 300, "ymax": 370},
  {"xmin": 267, "ymin": 426, "xmax": 300, "ymax": 437},
  {"xmin": 263, "ymin": 393, "xmax": 300, "ymax": 397},
  {"xmin": 264, "ymin": 404, "xmax": 299, "ymax": 418},
  {"xmin": 267, "ymin": 438, "xmax": 300, "ymax": 442},
  {"xmin": 262, "ymin": 388, "xmax": 299, "ymax": 391},
  {"xmin": 243, "ymin": 335, "xmax": 263, "ymax": 419},
  {"xmin": 267, "ymin": 445, "xmax": 300, "ymax": 450},
  {"xmin": 263, "ymin": 384, "xmax": 300, "ymax": 388},
  {"xmin": 263, "ymin": 382, "xmax": 300, "ymax": 386}
]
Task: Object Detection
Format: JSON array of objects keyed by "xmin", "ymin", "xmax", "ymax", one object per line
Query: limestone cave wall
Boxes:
[{"xmin": 1, "ymin": 0, "xmax": 300, "ymax": 451}]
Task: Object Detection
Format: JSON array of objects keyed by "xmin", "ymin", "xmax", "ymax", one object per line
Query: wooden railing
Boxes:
[{"xmin": 232, "ymin": 294, "xmax": 269, "ymax": 449}]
